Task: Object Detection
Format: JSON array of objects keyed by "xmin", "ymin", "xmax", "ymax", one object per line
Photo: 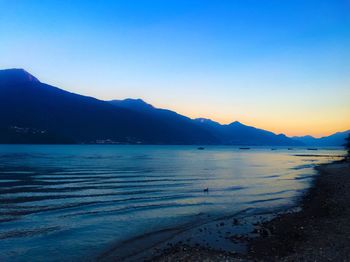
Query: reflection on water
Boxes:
[{"xmin": 0, "ymin": 145, "xmax": 344, "ymax": 261}]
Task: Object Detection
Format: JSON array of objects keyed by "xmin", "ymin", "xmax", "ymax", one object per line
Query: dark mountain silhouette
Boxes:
[
  {"xmin": 110, "ymin": 98, "xmax": 155, "ymax": 112},
  {"xmin": 0, "ymin": 68, "xmax": 324, "ymax": 145},
  {"xmin": 293, "ymin": 130, "xmax": 350, "ymax": 146},
  {"xmin": 109, "ymin": 99, "xmax": 215, "ymax": 141},
  {"xmin": 0, "ymin": 68, "xmax": 40, "ymax": 84},
  {"xmin": 0, "ymin": 69, "xmax": 217, "ymax": 144},
  {"xmin": 110, "ymin": 99, "xmax": 301, "ymax": 146},
  {"xmin": 194, "ymin": 119, "xmax": 302, "ymax": 146}
]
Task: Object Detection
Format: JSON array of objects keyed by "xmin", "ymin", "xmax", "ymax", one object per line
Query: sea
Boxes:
[{"xmin": 0, "ymin": 145, "xmax": 344, "ymax": 261}]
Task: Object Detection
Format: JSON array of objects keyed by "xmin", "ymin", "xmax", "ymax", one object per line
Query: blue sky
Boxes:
[{"xmin": 1, "ymin": 0, "xmax": 349, "ymax": 136}]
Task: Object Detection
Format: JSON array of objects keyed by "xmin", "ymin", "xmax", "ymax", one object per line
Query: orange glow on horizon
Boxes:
[{"xmin": 167, "ymin": 105, "xmax": 350, "ymax": 138}]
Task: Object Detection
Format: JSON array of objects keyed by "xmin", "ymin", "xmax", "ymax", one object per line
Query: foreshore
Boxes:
[{"xmin": 152, "ymin": 160, "xmax": 350, "ymax": 261}]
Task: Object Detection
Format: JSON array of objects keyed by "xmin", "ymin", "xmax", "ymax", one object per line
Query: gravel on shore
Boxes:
[{"xmin": 153, "ymin": 161, "xmax": 350, "ymax": 262}]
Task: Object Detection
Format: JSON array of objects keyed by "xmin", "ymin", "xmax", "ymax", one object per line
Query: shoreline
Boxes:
[
  {"xmin": 150, "ymin": 159, "xmax": 350, "ymax": 261},
  {"xmin": 246, "ymin": 160, "xmax": 350, "ymax": 261}
]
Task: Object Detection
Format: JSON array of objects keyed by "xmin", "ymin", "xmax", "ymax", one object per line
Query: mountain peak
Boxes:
[
  {"xmin": 109, "ymin": 98, "xmax": 155, "ymax": 111},
  {"xmin": 124, "ymin": 98, "xmax": 150, "ymax": 105},
  {"xmin": 0, "ymin": 68, "xmax": 40, "ymax": 84},
  {"xmin": 229, "ymin": 121, "xmax": 244, "ymax": 126}
]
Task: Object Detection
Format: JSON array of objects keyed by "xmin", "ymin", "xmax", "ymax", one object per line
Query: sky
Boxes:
[{"xmin": 1, "ymin": 0, "xmax": 349, "ymax": 137}]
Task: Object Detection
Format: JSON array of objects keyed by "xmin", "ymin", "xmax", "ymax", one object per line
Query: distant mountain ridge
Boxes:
[
  {"xmin": 0, "ymin": 68, "xmax": 346, "ymax": 146},
  {"xmin": 293, "ymin": 130, "xmax": 350, "ymax": 146},
  {"xmin": 109, "ymin": 98, "xmax": 302, "ymax": 145}
]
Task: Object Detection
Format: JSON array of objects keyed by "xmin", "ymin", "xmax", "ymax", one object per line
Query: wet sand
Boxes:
[{"xmin": 153, "ymin": 160, "xmax": 350, "ymax": 261}]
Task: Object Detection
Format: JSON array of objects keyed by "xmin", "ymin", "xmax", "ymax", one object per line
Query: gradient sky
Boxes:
[{"xmin": 1, "ymin": 0, "xmax": 349, "ymax": 137}]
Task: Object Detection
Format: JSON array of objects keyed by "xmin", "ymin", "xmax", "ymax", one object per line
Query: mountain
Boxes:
[
  {"xmin": 0, "ymin": 69, "xmax": 217, "ymax": 144},
  {"xmin": 195, "ymin": 119, "xmax": 302, "ymax": 146},
  {"xmin": 0, "ymin": 68, "xmax": 333, "ymax": 146},
  {"xmin": 293, "ymin": 130, "xmax": 350, "ymax": 146},
  {"xmin": 291, "ymin": 135, "xmax": 317, "ymax": 145},
  {"xmin": 109, "ymin": 98, "xmax": 155, "ymax": 112},
  {"xmin": 110, "ymin": 99, "xmax": 302, "ymax": 145},
  {"xmin": 109, "ymin": 99, "xmax": 212, "ymax": 138},
  {"xmin": 224, "ymin": 121, "xmax": 301, "ymax": 145},
  {"xmin": 0, "ymin": 68, "xmax": 40, "ymax": 84}
]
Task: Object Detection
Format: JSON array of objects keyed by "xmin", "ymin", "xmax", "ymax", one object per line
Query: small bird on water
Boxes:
[{"xmin": 203, "ymin": 187, "xmax": 209, "ymax": 192}]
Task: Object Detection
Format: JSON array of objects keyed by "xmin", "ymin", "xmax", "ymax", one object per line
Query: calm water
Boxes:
[{"xmin": 0, "ymin": 145, "xmax": 344, "ymax": 261}]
